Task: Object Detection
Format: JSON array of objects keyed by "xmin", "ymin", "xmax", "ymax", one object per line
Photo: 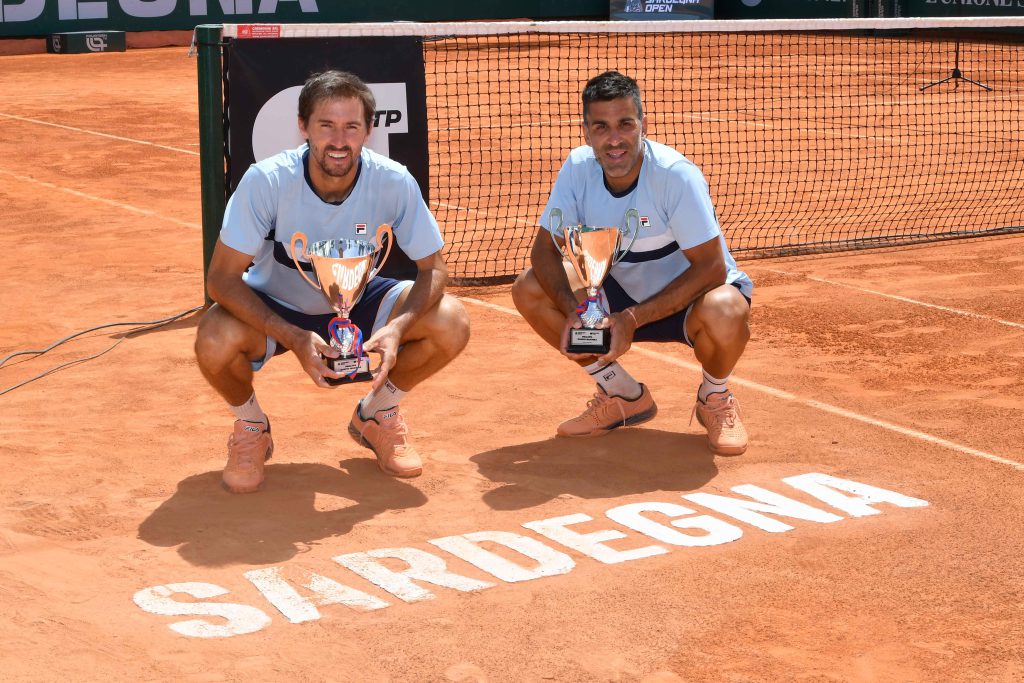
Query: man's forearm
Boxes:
[
  {"xmin": 628, "ymin": 259, "xmax": 726, "ymax": 327},
  {"xmin": 532, "ymin": 233, "xmax": 578, "ymax": 316}
]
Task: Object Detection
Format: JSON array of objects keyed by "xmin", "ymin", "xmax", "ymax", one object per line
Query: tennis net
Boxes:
[{"xmin": 218, "ymin": 18, "xmax": 1024, "ymax": 282}]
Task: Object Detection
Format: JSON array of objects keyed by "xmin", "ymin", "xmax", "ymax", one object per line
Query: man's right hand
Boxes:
[
  {"xmin": 292, "ymin": 330, "xmax": 344, "ymax": 388},
  {"xmin": 559, "ymin": 310, "xmax": 601, "ymax": 364}
]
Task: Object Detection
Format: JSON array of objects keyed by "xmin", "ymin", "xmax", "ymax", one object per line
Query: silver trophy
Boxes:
[
  {"xmin": 550, "ymin": 208, "xmax": 639, "ymax": 354},
  {"xmin": 290, "ymin": 224, "xmax": 393, "ymax": 384}
]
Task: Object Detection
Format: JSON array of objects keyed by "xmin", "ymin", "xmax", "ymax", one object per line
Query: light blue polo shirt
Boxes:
[
  {"xmin": 221, "ymin": 144, "xmax": 444, "ymax": 315},
  {"xmin": 541, "ymin": 138, "xmax": 752, "ymax": 303}
]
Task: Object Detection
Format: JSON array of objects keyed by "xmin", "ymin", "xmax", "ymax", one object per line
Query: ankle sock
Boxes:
[
  {"xmin": 359, "ymin": 379, "xmax": 406, "ymax": 419},
  {"xmin": 698, "ymin": 370, "xmax": 730, "ymax": 403},
  {"xmin": 230, "ymin": 392, "xmax": 268, "ymax": 427},
  {"xmin": 584, "ymin": 360, "xmax": 642, "ymax": 400}
]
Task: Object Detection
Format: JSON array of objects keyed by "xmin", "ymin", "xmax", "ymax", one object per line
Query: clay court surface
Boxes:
[{"xmin": 1, "ymin": 47, "xmax": 1023, "ymax": 682}]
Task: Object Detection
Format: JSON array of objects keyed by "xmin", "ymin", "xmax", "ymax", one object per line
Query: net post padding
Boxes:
[{"xmin": 195, "ymin": 24, "xmax": 227, "ymax": 304}]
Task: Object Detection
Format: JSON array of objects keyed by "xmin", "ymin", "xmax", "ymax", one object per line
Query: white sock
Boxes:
[
  {"xmin": 230, "ymin": 392, "xmax": 268, "ymax": 427},
  {"xmin": 359, "ymin": 379, "xmax": 407, "ymax": 419},
  {"xmin": 698, "ymin": 369, "xmax": 730, "ymax": 403},
  {"xmin": 584, "ymin": 361, "xmax": 642, "ymax": 400}
]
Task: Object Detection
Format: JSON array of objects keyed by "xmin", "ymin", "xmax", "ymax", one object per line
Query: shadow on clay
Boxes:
[
  {"xmin": 137, "ymin": 458, "xmax": 427, "ymax": 567},
  {"xmin": 470, "ymin": 428, "xmax": 718, "ymax": 511}
]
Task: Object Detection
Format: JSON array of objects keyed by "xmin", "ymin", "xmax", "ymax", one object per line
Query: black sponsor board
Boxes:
[
  {"xmin": 48, "ymin": 30, "xmax": 125, "ymax": 53},
  {"xmin": 715, "ymin": 0, "xmax": 861, "ymax": 19},
  {"xmin": 894, "ymin": 0, "xmax": 1024, "ymax": 16},
  {"xmin": 226, "ymin": 37, "xmax": 428, "ymax": 280},
  {"xmin": 610, "ymin": 0, "xmax": 715, "ymax": 20}
]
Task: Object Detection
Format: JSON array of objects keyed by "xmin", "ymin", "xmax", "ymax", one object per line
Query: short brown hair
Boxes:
[
  {"xmin": 582, "ymin": 70, "xmax": 643, "ymax": 123},
  {"xmin": 298, "ymin": 70, "xmax": 376, "ymax": 129}
]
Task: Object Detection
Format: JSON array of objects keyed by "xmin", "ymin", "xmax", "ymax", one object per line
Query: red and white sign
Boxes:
[{"xmin": 236, "ymin": 24, "xmax": 282, "ymax": 39}]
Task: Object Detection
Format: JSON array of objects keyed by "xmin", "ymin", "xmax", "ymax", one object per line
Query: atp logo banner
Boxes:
[
  {"xmin": 226, "ymin": 35, "xmax": 428, "ymax": 279},
  {"xmin": 251, "ymin": 82, "xmax": 409, "ymax": 162}
]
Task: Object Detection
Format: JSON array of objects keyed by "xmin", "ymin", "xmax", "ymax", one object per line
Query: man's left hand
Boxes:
[
  {"xmin": 596, "ymin": 310, "xmax": 638, "ymax": 366},
  {"xmin": 362, "ymin": 323, "xmax": 402, "ymax": 392}
]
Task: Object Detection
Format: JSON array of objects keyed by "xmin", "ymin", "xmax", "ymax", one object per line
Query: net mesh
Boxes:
[{"xmin": 226, "ymin": 20, "xmax": 1024, "ymax": 282}]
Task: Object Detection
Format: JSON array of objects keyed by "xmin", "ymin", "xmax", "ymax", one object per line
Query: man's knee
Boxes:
[
  {"xmin": 418, "ymin": 294, "xmax": 471, "ymax": 358},
  {"xmin": 691, "ymin": 286, "xmax": 750, "ymax": 345},
  {"xmin": 511, "ymin": 268, "xmax": 542, "ymax": 312},
  {"xmin": 441, "ymin": 294, "xmax": 471, "ymax": 355},
  {"xmin": 194, "ymin": 306, "xmax": 222, "ymax": 362},
  {"xmin": 195, "ymin": 305, "xmax": 253, "ymax": 369},
  {"xmin": 707, "ymin": 286, "xmax": 750, "ymax": 321}
]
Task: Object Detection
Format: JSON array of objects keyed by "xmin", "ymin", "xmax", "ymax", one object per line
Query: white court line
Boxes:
[
  {"xmin": 669, "ymin": 112, "xmax": 904, "ymax": 143},
  {"xmin": 433, "ymin": 201, "xmax": 536, "ymax": 227},
  {"xmin": 0, "ymin": 168, "xmax": 201, "ymax": 230},
  {"xmin": 431, "ymin": 112, "xmax": 929, "ymax": 144},
  {"xmin": 460, "ymin": 296, "xmax": 1024, "ymax": 471},
  {"xmin": 648, "ymin": 108, "xmax": 1017, "ymax": 144},
  {"xmin": 433, "ymin": 117, "xmax": 581, "ymax": 132},
  {"xmin": 7, "ymin": 100, "xmax": 1004, "ymax": 159},
  {"xmin": 762, "ymin": 268, "xmax": 1024, "ymax": 330},
  {"xmin": 430, "ymin": 89, "xmax": 1023, "ymax": 137},
  {"xmin": 0, "ymin": 112, "xmax": 199, "ymax": 156}
]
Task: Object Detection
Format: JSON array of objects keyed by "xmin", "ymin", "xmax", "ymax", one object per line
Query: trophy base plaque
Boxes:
[
  {"xmin": 324, "ymin": 355, "xmax": 373, "ymax": 385},
  {"xmin": 567, "ymin": 328, "xmax": 610, "ymax": 355}
]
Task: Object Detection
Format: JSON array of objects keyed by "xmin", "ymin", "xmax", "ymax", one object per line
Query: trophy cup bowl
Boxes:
[
  {"xmin": 290, "ymin": 224, "xmax": 393, "ymax": 383},
  {"xmin": 550, "ymin": 208, "xmax": 639, "ymax": 355}
]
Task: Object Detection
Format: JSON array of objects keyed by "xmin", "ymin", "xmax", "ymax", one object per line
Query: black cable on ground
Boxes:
[{"xmin": 0, "ymin": 305, "xmax": 204, "ymax": 397}]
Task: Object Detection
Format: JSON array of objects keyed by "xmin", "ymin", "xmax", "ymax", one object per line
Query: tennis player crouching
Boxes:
[
  {"xmin": 195, "ymin": 70, "xmax": 469, "ymax": 493},
  {"xmin": 512, "ymin": 70, "xmax": 753, "ymax": 454}
]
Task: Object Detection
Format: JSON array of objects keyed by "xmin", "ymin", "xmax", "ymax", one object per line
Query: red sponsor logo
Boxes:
[
  {"xmin": 639, "ymin": 216, "xmax": 651, "ymax": 228},
  {"xmin": 355, "ymin": 223, "xmax": 367, "ymax": 234},
  {"xmin": 236, "ymin": 24, "xmax": 282, "ymax": 39}
]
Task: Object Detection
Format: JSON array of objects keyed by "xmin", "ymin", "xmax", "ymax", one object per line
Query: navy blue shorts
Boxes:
[
  {"xmin": 251, "ymin": 277, "xmax": 409, "ymax": 369},
  {"xmin": 602, "ymin": 276, "xmax": 750, "ymax": 347}
]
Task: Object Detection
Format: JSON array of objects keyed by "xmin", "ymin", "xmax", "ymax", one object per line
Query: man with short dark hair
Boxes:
[
  {"xmin": 196, "ymin": 70, "xmax": 469, "ymax": 493},
  {"xmin": 512, "ymin": 70, "xmax": 753, "ymax": 454}
]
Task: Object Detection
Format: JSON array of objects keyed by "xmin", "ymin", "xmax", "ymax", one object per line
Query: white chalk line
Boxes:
[
  {"xmin": 3, "ymin": 166, "xmax": 528, "ymax": 235},
  {"xmin": 432, "ymin": 201, "xmax": 536, "ymax": 228},
  {"xmin": 0, "ymin": 168, "xmax": 201, "ymax": 230},
  {"xmin": 762, "ymin": 268, "xmax": 1024, "ymax": 330},
  {"xmin": 7, "ymin": 101, "xmax": 1006, "ymax": 164},
  {"xmin": 0, "ymin": 112, "xmax": 200, "ymax": 156},
  {"xmin": 459, "ymin": 296, "xmax": 1023, "ymax": 471}
]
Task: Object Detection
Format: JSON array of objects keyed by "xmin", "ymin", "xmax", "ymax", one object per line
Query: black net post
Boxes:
[{"xmin": 195, "ymin": 24, "xmax": 226, "ymax": 306}]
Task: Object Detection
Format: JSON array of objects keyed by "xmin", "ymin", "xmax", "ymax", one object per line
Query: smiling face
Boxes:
[
  {"xmin": 298, "ymin": 95, "xmax": 371, "ymax": 199},
  {"xmin": 583, "ymin": 96, "xmax": 647, "ymax": 193}
]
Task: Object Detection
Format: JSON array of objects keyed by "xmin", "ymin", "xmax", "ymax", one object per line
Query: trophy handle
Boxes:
[
  {"xmin": 290, "ymin": 232, "xmax": 322, "ymax": 290},
  {"xmin": 370, "ymin": 224, "xmax": 394, "ymax": 279},
  {"xmin": 613, "ymin": 209, "xmax": 641, "ymax": 265},
  {"xmin": 547, "ymin": 208, "xmax": 564, "ymax": 252}
]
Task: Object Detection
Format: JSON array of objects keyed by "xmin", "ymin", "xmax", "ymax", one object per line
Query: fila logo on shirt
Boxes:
[
  {"xmin": 355, "ymin": 224, "xmax": 367, "ymax": 235},
  {"xmin": 639, "ymin": 216, "xmax": 651, "ymax": 228}
]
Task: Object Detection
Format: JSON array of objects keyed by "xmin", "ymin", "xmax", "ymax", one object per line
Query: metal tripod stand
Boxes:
[{"xmin": 920, "ymin": 40, "xmax": 991, "ymax": 91}]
